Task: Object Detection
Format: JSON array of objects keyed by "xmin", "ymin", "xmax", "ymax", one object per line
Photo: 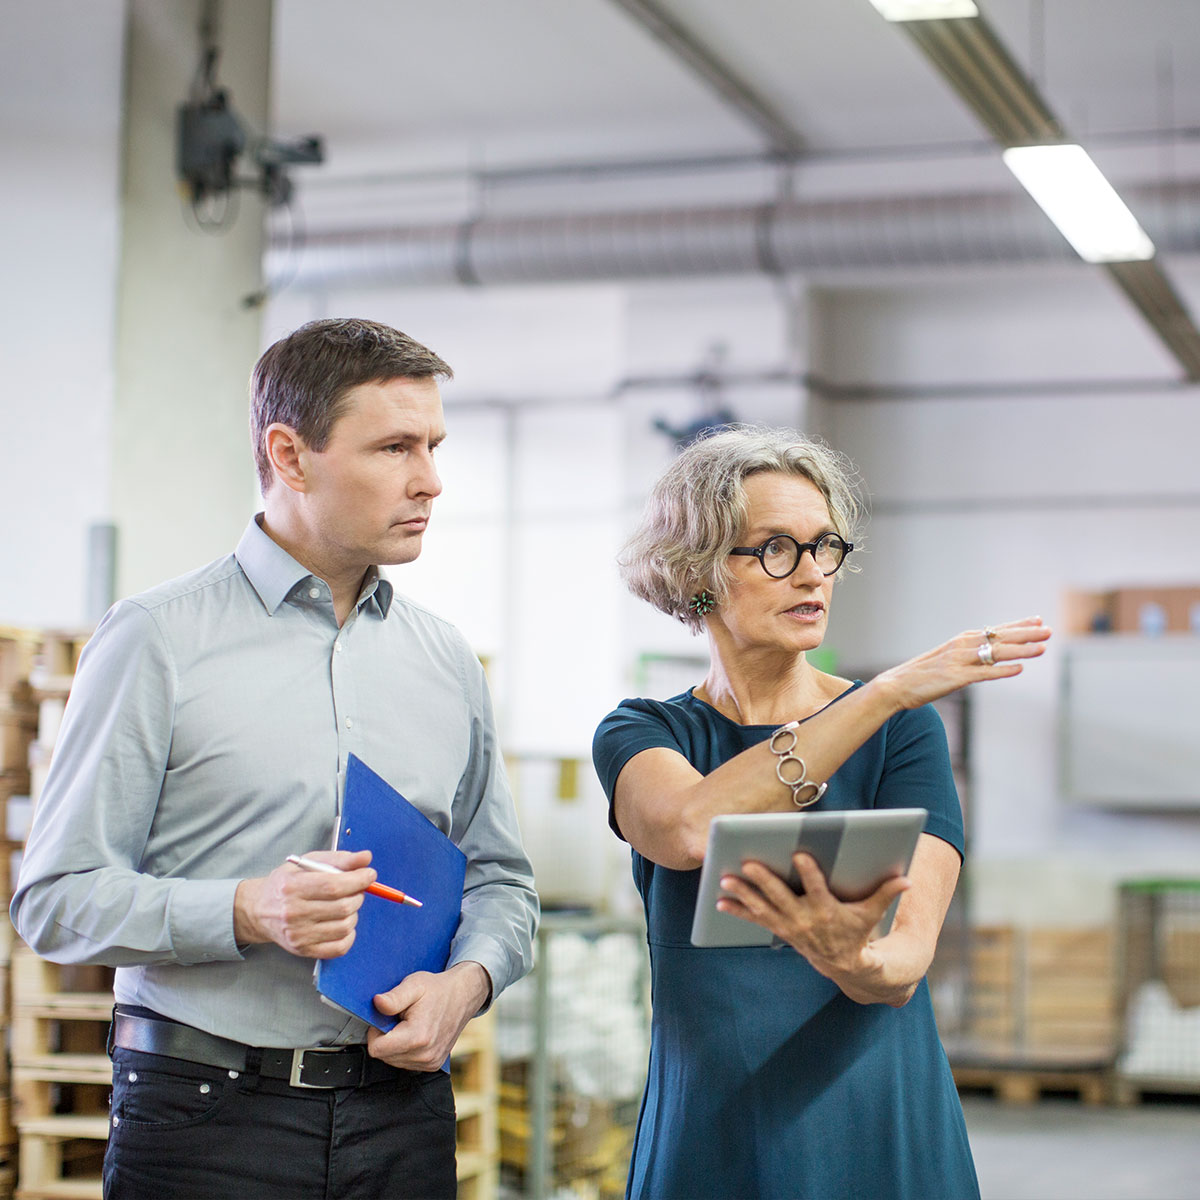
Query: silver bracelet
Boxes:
[{"xmin": 769, "ymin": 720, "xmax": 827, "ymax": 809}]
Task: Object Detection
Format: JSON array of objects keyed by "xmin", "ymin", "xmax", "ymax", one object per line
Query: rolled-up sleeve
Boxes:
[
  {"xmin": 10, "ymin": 601, "xmax": 241, "ymax": 966},
  {"xmin": 446, "ymin": 654, "xmax": 538, "ymax": 1003}
]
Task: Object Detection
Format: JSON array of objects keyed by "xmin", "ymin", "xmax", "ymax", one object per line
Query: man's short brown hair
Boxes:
[{"xmin": 250, "ymin": 318, "xmax": 453, "ymax": 493}]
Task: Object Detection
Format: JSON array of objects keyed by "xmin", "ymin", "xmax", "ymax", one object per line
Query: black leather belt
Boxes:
[{"xmin": 110, "ymin": 1009, "xmax": 405, "ymax": 1089}]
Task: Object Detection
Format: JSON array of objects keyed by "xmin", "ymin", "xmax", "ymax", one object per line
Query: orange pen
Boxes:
[{"xmin": 286, "ymin": 855, "xmax": 423, "ymax": 907}]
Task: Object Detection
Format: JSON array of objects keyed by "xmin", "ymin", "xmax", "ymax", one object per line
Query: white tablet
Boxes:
[{"xmin": 690, "ymin": 807, "xmax": 928, "ymax": 948}]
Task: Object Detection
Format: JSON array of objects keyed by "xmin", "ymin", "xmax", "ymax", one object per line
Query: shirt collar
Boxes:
[
  {"xmin": 357, "ymin": 568, "xmax": 394, "ymax": 618},
  {"xmin": 234, "ymin": 515, "xmax": 394, "ymax": 618}
]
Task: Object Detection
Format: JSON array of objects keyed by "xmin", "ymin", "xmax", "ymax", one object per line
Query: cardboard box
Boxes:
[
  {"xmin": 1113, "ymin": 587, "xmax": 1200, "ymax": 634},
  {"xmin": 1063, "ymin": 586, "xmax": 1200, "ymax": 635},
  {"xmin": 1062, "ymin": 589, "xmax": 1117, "ymax": 635}
]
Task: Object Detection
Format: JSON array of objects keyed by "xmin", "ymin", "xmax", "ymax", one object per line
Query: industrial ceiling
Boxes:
[{"xmin": 260, "ymin": 2, "xmax": 1200, "ymax": 376}]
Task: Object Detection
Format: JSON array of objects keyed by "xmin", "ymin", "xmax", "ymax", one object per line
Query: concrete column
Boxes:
[
  {"xmin": 778, "ymin": 278, "xmax": 835, "ymax": 442},
  {"xmin": 111, "ymin": 0, "xmax": 271, "ymax": 596}
]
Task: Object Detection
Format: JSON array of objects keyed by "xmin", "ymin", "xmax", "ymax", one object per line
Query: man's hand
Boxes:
[
  {"xmin": 233, "ymin": 850, "xmax": 375, "ymax": 958},
  {"xmin": 366, "ymin": 961, "xmax": 492, "ymax": 1072}
]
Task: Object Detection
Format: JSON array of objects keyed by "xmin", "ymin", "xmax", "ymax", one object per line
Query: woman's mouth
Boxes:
[{"xmin": 784, "ymin": 602, "xmax": 825, "ymax": 620}]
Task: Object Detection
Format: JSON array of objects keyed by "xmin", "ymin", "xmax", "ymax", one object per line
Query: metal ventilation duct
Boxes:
[{"xmin": 272, "ymin": 182, "xmax": 1200, "ymax": 292}]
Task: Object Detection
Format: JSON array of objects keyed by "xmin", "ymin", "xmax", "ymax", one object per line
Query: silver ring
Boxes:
[
  {"xmin": 984, "ymin": 626, "xmax": 998, "ymax": 641},
  {"xmin": 977, "ymin": 640, "xmax": 995, "ymax": 666}
]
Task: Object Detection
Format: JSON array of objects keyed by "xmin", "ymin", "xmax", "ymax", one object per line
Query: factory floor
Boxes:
[{"xmin": 963, "ymin": 1095, "xmax": 1200, "ymax": 1200}]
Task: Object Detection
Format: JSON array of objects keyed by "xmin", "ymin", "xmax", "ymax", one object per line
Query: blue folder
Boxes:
[{"xmin": 315, "ymin": 754, "xmax": 467, "ymax": 1031}]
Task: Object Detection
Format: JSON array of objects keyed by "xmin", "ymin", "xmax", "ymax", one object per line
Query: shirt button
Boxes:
[
  {"xmin": 309, "ymin": 587, "xmax": 321, "ymax": 599},
  {"xmin": 335, "ymin": 642, "xmax": 343, "ymax": 653},
  {"xmin": 345, "ymin": 717, "xmax": 353, "ymax": 730}
]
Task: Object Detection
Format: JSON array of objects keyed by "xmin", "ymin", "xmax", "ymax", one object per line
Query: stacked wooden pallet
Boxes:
[
  {"xmin": 0, "ymin": 630, "xmax": 39, "ymax": 909},
  {"xmin": 497, "ymin": 1058, "xmax": 636, "ymax": 1200},
  {"xmin": 1026, "ymin": 929, "xmax": 1116, "ymax": 1055},
  {"xmin": 1, "ymin": 631, "xmax": 98, "ymax": 1197},
  {"xmin": 2, "ymin": 625, "xmax": 500, "ymax": 1193},
  {"xmin": 0, "ymin": 628, "xmax": 47, "ymax": 1200},
  {"xmin": 451, "ymin": 1010, "xmax": 499, "ymax": 1200},
  {"xmin": 8, "ymin": 951, "xmax": 499, "ymax": 1200},
  {"xmin": 947, "ymin": 924, "xmax": 1116, "ymax": 1105},
  {"xmin": 10, "ymin": 947, "xmax": 111, "ymax": 1200}
]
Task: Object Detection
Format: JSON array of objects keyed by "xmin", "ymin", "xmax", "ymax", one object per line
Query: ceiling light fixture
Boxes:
[
  {"xmin": 1002, "ymin": 145, "xmax": 1155, "ymax": 263},
  {"xmin": 875, "ymin": 3, "xmax": 1200, "ymax": 378},
  {"xmin": 867, "ymin": 0, "xmax": 979, "ymax": 20}
]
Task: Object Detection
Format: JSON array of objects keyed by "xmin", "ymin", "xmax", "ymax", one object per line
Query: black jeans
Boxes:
[{"xmin": 102, "ymin": 1045, "xmax": 458, "ymax": 1200}]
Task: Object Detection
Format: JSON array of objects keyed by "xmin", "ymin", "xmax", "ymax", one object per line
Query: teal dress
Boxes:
[{"xmin": 592, "ymin": 686, "xmax": 979, "ymax": 1200}]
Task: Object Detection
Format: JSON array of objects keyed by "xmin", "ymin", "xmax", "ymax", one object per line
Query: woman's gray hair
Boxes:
[{"xmin": 620, "ymin": 425, "xmax": 864, "ymax": 632}]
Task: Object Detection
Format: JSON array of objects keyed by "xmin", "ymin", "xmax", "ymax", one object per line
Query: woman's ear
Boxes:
[{"xmin": 263, "ymin": 423, "xmax": 308, "ymax": 493}]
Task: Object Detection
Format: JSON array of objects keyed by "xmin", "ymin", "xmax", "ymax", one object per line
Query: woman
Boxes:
[{"xmin": 592, "ymin": 426, "xmax": 1050, "ymax": 1200}]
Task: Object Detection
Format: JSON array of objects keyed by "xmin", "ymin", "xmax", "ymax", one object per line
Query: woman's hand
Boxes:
[
  {"xmin": 717, "ymin": 852, "xmax": 908, "ymax": 978},
  {"xmin": 873, "ymin": 616, "xmax": 1051, "ymax": 712},
  {"xmin": 715, "ymin": 836, "xmax": 962, "ymax": 1006}
]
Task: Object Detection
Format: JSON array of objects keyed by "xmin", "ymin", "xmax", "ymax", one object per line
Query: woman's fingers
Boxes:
[
  {"xmin": 969, "ymin": 619, "xmax": 1052, "ymax": 671},
  {"xmin": 979, "ymin": 619, "xmax": 1052, "ymax": 647},
  {"xmin": 880, "ymin": 616, "xmax": 1053, "ymax": 709}
]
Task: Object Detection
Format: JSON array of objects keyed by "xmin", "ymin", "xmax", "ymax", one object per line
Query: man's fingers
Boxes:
[
  {"xmin": 284, "ymin": 864, "xmax": 376, "ymax": 901},
  {"xmin": 308, "ymin": 929, "xmax": 357, "ymax": 959},
  {"xmin": 373, "ymin": 973, "xmax": 427, "ymax": 1017}
]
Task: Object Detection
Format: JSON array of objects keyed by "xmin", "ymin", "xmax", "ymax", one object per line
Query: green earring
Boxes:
[{"xmin": 688, "ymin": 590, "xmax": 716, "ymax": 616}]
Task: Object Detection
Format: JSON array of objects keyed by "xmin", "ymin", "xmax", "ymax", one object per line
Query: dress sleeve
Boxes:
[
  {"xmin": 592, "ymin": 699, "xmax": 685, "ymax": 841},
  {"xmin": 875, "ymin": 704, "xmax": 965, "ymax": 858}
]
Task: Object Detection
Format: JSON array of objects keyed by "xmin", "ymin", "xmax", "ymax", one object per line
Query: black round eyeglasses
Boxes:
[{"xmin": 729, "ymin": 532, "xmax": 854, "ymax": 579}]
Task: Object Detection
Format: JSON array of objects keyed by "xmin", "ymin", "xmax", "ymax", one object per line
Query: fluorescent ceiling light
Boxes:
[
  {"xmin": 868, "ymin": 0, "xmax": 979, "ymax": 20},
  {"xmin": 1002, "ymin": 144, "xmax": 1155, "ymax": 264}
]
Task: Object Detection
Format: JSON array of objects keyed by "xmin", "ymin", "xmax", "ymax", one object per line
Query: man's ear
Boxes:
[{"xmin": 264, "ymin": 423, "xmax": 309, "ymax": 493}]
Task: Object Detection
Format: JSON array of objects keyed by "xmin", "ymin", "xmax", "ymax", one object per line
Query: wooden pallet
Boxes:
[
  {"xmin": 1111, "ymin": 1073, "xmax": 1200, "ymax": 1106},
  {"xmin": 9, "ymin": 928, "xmax": 497, "ymax": 1198},
  {"xmin": 452, "ymin": 1010, "xmax": 499, "ymax": 1200},
  {"xmin": 10, "ymin": 948, "xmax": 112, "ymax": 1200},
  {"xmin": 951, "ymin": 1047, "xmax": 1113, "ymax": 1106}
]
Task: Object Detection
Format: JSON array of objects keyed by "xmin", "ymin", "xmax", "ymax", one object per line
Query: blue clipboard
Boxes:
[{"xmin": 315, "ymin": 754, "xmax": 467, "ymax": 1031}]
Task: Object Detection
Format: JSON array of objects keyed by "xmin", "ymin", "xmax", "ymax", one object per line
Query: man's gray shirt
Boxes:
[{"xmin": 11, "ymin": 516, "xmax": 538, "ymax": 1047}]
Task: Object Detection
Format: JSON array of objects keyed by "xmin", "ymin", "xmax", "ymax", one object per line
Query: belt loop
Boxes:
[
  {"xmin": 244, "ymin": 1046, "xmax": 263, "ymax": 1077},
  {"xmin": 106, "ymin": 1005, "xmax": 117, "ymax": 1060}
]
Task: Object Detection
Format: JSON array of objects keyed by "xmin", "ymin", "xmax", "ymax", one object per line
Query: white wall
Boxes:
[
  {"xmin": 265, "ymin": 262, "xmax": 1200, "ymax": 918},
  {"xmin": 2, "ymin": 0, "xmax": 1197, "ymax": 920},
  {"xmin": 822, "ymin": 268, "xmax": 1200, "ymax": 925},
  {"xmin": 0, "ymin": 0, "xmax": 125, "ymax": 628}
]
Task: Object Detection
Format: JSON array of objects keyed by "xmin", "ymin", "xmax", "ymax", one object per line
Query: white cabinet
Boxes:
[{"xmin": 1061, "ymin": 636, "xmax": 1200, "ymax": 808}]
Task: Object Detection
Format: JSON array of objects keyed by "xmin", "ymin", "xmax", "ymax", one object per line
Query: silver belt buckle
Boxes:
[{"xmin": 289, "ymin": 1046, "xmax": 343, "ymax": 1089}]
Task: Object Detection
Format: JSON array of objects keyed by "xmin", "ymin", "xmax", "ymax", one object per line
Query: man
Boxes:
[{"xmin": 11, "ymin": 318, "xmax": 539, "ymax": 1199}]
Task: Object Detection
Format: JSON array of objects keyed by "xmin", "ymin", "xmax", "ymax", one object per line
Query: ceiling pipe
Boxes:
[{"xmin": 270, "ymin": 181, "xmax": 1200, "ymax": 292}]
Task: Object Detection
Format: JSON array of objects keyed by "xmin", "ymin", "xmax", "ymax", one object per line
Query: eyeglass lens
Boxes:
[{"xmin": 761, "ymin": 533, "xmax": 847, "ymax": 577}]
